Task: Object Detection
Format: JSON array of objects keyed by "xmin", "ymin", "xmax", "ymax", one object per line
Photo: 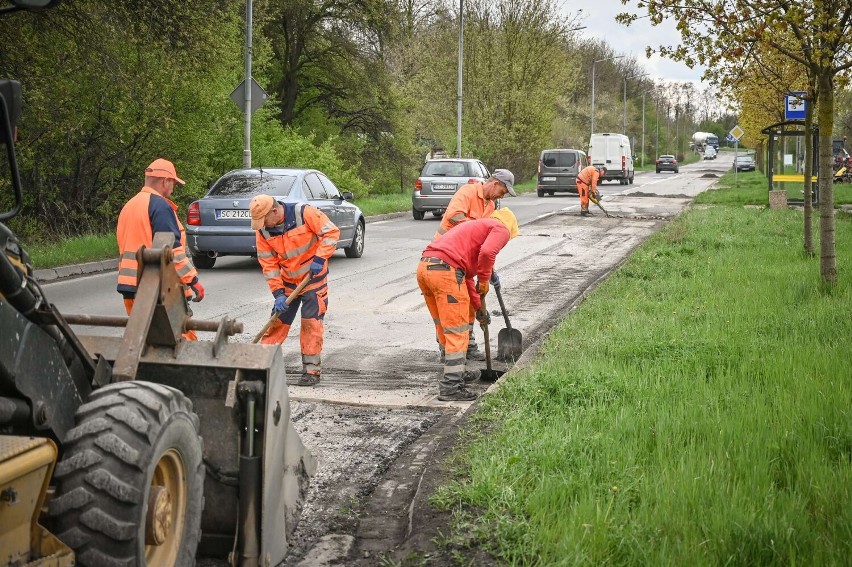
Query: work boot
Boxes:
[
  {"xmin": 466, "ymin": 344, "xmax": 486, "ymax": 362},
  {"xmin": 462, "ymin": 370, "xmax": 478, "ymax": 383},
  {"xmin": 297, "ymin": 373, "xmax": 321, "ymax": 386},
  {"xmin": 437, "ymin": 387, "xmax": 478, "ymax": 402},
  {"xmin": 580, "ymin": 209, "xmax": 591, "ymax": 216}
]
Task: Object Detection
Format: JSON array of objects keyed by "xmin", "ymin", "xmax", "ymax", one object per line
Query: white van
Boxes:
[{"xmin": 588, "ymin": 133, "xmax": 634, "ymax": 185}]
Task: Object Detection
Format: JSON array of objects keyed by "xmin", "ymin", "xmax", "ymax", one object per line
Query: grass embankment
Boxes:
[
  {"xmin": 433, "ymin": 173, "xmax": 852, "ymax": 564},
  {"xmin": 25, "ymin": 179, "xmax": 538, "ymax": 269}
]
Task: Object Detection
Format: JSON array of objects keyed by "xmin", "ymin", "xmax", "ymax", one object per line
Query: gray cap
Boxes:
[{"xmin": 491, "ymin": 169, "xmax": 516, "ymax": 196}]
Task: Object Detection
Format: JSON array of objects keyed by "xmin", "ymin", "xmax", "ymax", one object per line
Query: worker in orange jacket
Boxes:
[
  {"xmin": 417, "ymin": 208, "xmax": 519, "ymax": 401},
  {"xmin": 576, "ymin": 165, "xmax": 605, "ymax": 216},
  {"xmin": 116, "ymin": 158, "xmax": 204, "ymax": 340},
  {"xmin": 434, "ymin": 168, "xmax": 516, "ymax": 362},
  {"xmin": 250, "ymin": 194, "xmax": 340, "ymax": 386}
]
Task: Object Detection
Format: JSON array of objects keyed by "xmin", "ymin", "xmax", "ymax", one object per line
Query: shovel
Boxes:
[
  {"xmin": 478, "ymin": 294, "xmax": 505, "ymax": 383},
  {"xmin": 252, "ymin": 274, "xmax": 312, "ymax": 343},
  {"xmin": 589, "ymin": 193, "xmax": 611, "ymax": 218},
  {"xmin": 493, "ymin": 284, "xmax": 522, "ymax": 360}
]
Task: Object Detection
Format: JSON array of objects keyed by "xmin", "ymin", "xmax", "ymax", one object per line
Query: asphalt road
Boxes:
[{"xmin": 44, "ymin": 151, "xmax": 734, "ymax": 564}]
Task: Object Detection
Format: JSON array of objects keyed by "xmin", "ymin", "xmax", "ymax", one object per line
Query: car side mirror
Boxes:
[{"xmin": 341, "ymin": 191, "xmax": 354, "ymax": 201}]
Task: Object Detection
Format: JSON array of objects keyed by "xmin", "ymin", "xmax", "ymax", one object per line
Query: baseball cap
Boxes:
[
  {"xmin": 145, "ymin": 158, "xmax": 185, "ymax": 185},
  {"xmin": 492, "ymin": 169, "xmax": 516, "ymax": 196},
  {"xmin": 250, "ymin": 194, "xmax": 276, "ymax": 230}
]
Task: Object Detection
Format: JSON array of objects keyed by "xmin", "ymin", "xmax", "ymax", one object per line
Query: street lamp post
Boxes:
[
  {"xmin": 591, "ymin": 55, "xmax": 623, "ymax": 137},
  {"xmin": 641, "ymin": 89, "xmax": 653, "ymax": 168},
  {"xmin": 456, "ymin": 0, "xmax": 464, "ymax": 158},
  {"xmin": 623, "ymin": 72, "xmax": 648, "ymax": 135}
]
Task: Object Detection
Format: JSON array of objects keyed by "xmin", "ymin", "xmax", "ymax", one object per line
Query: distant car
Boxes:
[
  {"xmin": 185, "ymin": 168, "xmax": 365, "ymax": 269},
  {"xmin": 411, "ymin": 158, "xmax": 490, "ymax": 220},
  {"xmin": 734, "ymin": 155, "xmax": 756, "ymax": 172},
  {"xmin": 656, "ymin": 155, "xmax": 679, "ymax": 173},
  {"xmin": 704, "ymin": 146, "xmax": 717, "ymax": 160}
]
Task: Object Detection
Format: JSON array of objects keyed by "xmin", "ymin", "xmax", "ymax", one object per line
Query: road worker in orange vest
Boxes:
[
  {"xmin": 417, "ymin": 208, "xmax": 520, "ymax": 401},
  {"xmin": 576, "ymin": 165, "xmax": 605, "ymax": 216},
  {"xmin": 116, "ymin": 158, "xmax": 203, "ymax": 340},
  {"xmin": 250, "ymin": 194, "xmax": 340, "ymax": 386},
  {"xmin": 433, "ymin": 168, "xmax": 516, "ymax": 362}
]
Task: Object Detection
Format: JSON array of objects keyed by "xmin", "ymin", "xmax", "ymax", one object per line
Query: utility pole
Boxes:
[
  {"xmin": 623, "ymin": 72, "xmax": 647, "ymax": 135},
  {"xmin": 242, "ymin": 0, "xmax": 253, "ymax": 168},
  {"xmin": 456, "ymin": 0, "xmax": 464, "ymax": 158},
  {"xmin": 591, "ymin": 55, "xmax": 623, "ymax": 137}
]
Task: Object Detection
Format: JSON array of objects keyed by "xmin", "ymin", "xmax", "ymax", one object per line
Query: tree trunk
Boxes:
[
  {"xmin": 817, "ymin": 72, "xmax": 836, "ymax": 285},
  {"xmin": 803, "ymin": 84, "xmax": 815, "ymax": 256}
]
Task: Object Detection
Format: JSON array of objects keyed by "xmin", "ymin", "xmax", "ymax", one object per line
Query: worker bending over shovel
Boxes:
[
  {"xmin": 576, "ymin": 165, "xmax": 605, "ymax": 216},
  {"xmin": 416, "ymin": 208, "xmax": 519, "ymax": 401},
  {"xmin": 250, "ymin": 194, "xmax": 340, "ymax": 386}
]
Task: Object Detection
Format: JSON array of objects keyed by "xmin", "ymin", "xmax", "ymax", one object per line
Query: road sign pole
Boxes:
[
  {"xmin": 242, "ymin": 0, "xmax": 253, "ymax": 168},
  {"xmin": 735, "ymin": 139, "xmax": 738, "ymax": 188}
]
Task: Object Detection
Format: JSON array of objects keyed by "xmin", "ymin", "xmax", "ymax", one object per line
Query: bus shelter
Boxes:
[{"xmin": 761, "ymin": 121, "xmax": 818, "ymax": 205}]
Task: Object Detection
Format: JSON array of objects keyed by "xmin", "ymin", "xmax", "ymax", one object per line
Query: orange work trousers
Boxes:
[
  {"xmin": 576, "ymin": 181, "xmax": 596, "ymax": 211},
  {"xmin": 416, "ymin": 260, "xmax": 471, "ymax": 395},
  {"xmin": 123, "ymin": 298, "xmax": 197, "ymax": 341},
  {"xmin": 260, "ymin": 280, "xmax": 328, "ymax": 377}
]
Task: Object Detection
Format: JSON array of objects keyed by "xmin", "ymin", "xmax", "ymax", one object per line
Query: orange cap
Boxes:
[
  {"xmin": 145, "ymin": 158, "xmax": 185, "ymax": 185},
  {"xmin": 250, "ymin": 194, "xmax": 276, "ymax": 230}
]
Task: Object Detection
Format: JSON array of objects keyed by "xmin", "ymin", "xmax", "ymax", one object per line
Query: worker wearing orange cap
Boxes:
[
  {"xmin": 116, "ymin": 158, "xmax": 203, "ymax": 340},
  {"xmin": 417, "ymin": 207, "xmax": 519, "ymax": 401},
  {"xmin": 433, "ymin": 168, "xmax": 517, "ymax": 362},
  {"xmin": 576, "ymin": 165, "xmax": 605, "ymax": 216},
  {"xmin": 250, "ymin": 194, "xmax": 340, "ymax": 386}
]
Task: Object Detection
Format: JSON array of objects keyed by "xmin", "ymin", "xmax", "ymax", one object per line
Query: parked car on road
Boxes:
[
  {"xmin": 704, "ymin": 146, "xmax": 717, "ymax": 160},
  {"xmin": 536, "ymin": 148, "xmax": 588, "ymax": 197},
  {"xmin": 655, "ymin": 155, "xmax": 679, "ymax": 173},
  {"xmin": 186, "ymin": 168, "xmax": 365, "ymax": 269},
  {"xmin": 734, "ymin": 155, "xmax": 756, "ymax": 172},
  {"xmin": 411, "ymin": 158, "xmax": 490, "ymax": 220}
]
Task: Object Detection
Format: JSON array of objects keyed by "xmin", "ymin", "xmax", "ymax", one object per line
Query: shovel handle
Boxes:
[
  {"xmin": 479, "ymin": 294, "xmax": 493, "ymax": 371},
  {"xmin": 252, "ymin": 274, "xmax": 312, "ymax": 343},
  {"xmin": 494, "ymin": 285, "xmax": 513, "ymax": 330}
]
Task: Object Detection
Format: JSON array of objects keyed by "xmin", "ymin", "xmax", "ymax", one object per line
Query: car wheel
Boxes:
[
  {"xmin": 191, "ymin": 252, "xmax": 216, "ymax": 270},
  {"xmin": 412, "ymin": 209, "xmax": 425, "ymax": 220},
  {"xmin": 629, "ymin": 174, "xmax": 634, "ymax": 184},
  {"xmin": 675, "ymin": 169, "xmax": 679, "ymax": 173},
  {"xmin": 51, "ymin": 382, "xmax": 204, "ymax": 566},
  {"xmin": 656, "ymin": 169, "xmax": 660, "ymax": 173},
  {"xmin": 344, "ymin": 219, "xmax": 365, "ymax": 258}
]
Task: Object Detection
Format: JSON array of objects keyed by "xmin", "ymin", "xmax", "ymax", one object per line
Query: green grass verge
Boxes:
[{"xmin": 433, "ymin": 206, "xmax": 852, "ymax": 564}]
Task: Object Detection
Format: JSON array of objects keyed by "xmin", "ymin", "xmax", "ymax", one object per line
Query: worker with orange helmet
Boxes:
[
  {"xmin": 576, "ymin": 165, "xmax": 605, "ymax": 216},
  {"xmin": 116, "ymin": 158, "xmax": 203, "ymax": 340},
  {"xmin": 250, "ymin": 194, "xmax": 340, "ymax": 386},
  {"xmin": 417, "ymin": 208, "xmax": 520, "ymax": 401},
  {"xmin": 433, "ymin": 168, "xmax": 516, "ymax": 362}
]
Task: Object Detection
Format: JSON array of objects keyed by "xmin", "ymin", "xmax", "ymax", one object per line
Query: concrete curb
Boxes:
[{"xmin": 34, "ymin": 259, "xmax": 119, "ymax": 284}]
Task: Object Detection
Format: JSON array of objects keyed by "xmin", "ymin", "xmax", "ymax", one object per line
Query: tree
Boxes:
[{"xmin": 619, "ymin": 0, "xmax": 852, "ymax": 285}]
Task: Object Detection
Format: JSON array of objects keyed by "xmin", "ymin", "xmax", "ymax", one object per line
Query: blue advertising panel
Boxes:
[{"xmin": 785, "ymin": 92, "xmax": 807, "ymax": 120}]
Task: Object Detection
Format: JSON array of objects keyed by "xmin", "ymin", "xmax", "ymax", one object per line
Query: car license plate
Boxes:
[
  {"xmin": 432, "ymin": 183, "xmax": 455, "ymax": 191},
  {"xmin": 216, "ymin": 209, "xmax": 250, "ymax": 220},
  {"xmin": 541, "ymin": 176, "xmax": 556, "ymax": 182}
]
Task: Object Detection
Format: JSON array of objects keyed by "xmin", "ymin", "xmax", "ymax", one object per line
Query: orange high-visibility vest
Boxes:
[
  {"xmin": 577, "ymin": 165, "xmax": 601, "ymax": 188},
  {"xmin": 256, "ymin": 202, "xmax": 340, "ymax": 295},
  {"xmin": 434, "ymin": 182, "xmax": 496, "ymax": 239},
  {"xmin": 116, "ymin": 187, "xmax": 198, "ymax": 297}
]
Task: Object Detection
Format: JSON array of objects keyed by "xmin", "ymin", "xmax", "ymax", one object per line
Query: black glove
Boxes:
[{"xmin": 476, "ymin": 308, "xmax": 491, "ymax": 326}]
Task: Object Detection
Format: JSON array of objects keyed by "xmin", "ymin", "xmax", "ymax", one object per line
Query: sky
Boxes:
[{"xmin": 564, "ymin": 1, "xmax": 709, "ymax": 87}]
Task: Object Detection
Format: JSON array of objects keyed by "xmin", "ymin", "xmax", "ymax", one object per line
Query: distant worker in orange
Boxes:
[
  {"xmin": 434, "ymin": 168, "xmax": 516, "ymax": 362},
  {"xmin": 250, "ymin": 194, "xmax": 340, "ymax": 386},
  {"xmin": 576, "ymin": 165, "xmax": 605, "ymax": 216},
  {"xmin": 417, "ymin": 208, "xmax": 520, "ymax": 401},
  {"xmin": 116, "ymin": 158, "xmax": 204, "ymax": 340}
]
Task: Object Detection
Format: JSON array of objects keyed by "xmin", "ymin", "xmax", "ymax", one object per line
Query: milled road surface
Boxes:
[{"xmin": 44, "ymin": 154, "xmax": 735, "ymax": 564}]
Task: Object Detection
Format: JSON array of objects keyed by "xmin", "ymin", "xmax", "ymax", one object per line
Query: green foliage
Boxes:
[{"xmin": 440, "ymin": 205, "xmax": 852, "ymax": 564}]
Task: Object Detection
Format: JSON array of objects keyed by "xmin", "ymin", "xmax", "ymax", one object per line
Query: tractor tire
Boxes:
[
  {"xmin": 50, "ymin": 382, "xmax": 204, "ymax": 567},
  {"xmin": 191, "ymin": 252, "xmax": 216, "ymax": 270},
  {"xmin": 344, "ymin": 219, "xmax": 365, "ymax": 258}
]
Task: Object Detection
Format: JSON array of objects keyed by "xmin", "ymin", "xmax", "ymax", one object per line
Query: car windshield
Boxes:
[
  {"xmin": 736, "ymin": 156, "xmax": 753, "ymax": 163},
  {"xmin": 209, "ymin": 174, "xmax": 297, "ymax": 197},
  {"xmin": 542, "ymin": 152, "xmax": 577, "ymax": 167},
  {"xmin": 422, "ymin": 161, "xmax": 468, "ymax": 177}
]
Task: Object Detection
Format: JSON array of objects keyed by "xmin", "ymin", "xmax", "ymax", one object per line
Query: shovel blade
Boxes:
[
  {"xmin": 479, "ymin": 369, "xmax": 505, "ymax": 383},
  {"xmin": 497, "ymin": 328, "xmax": 523, "ymax": 360}
]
